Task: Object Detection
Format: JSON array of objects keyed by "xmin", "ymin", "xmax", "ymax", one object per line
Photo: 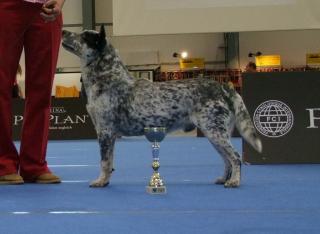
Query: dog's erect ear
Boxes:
[
  {"xmin": 97, "ymin": 25, "xmax": 107, "ymax": 52},
  {"xmin": 100, "ymin": 25, "xmax": 106, "ymax": 38}
]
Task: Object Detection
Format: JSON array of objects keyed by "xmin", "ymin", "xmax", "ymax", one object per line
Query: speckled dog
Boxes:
[{"xmin": 62, "ymin": 26, "xmax": 262, "ymax": 188}]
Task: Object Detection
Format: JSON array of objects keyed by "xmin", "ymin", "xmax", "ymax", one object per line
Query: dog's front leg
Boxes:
[{"xmin": 90, "ymin": 131, "xmax": 116, "ymax": 188}]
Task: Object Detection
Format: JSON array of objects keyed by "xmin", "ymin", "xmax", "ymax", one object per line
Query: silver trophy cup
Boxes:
[{"xmin": 144, "ymin": 127, "xmax": 167, "ymax": 194}]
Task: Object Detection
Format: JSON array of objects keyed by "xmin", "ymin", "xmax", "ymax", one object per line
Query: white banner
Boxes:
[{"xmin": 113, "ymin": 0, "xmax": 320, "ymax": 35}]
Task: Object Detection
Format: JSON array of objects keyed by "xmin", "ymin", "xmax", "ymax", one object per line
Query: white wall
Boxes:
[
  {"xmin": 94, "ymin": 0, "xmax": 320, "ymax": 71},
  {"xmin": 111, "ymin": 30, "xmax": 225, "ymax": 71},
  {"xmin": 95, "ymin": 0, "xmax": 113, "ymax": 24},
  {"xmin": 57, "ymin": 0, "xmax": 83, "ymax": 69},
  {"xmin": 239, "ymin": 29, "xmax": 320, "ymax": 69},
  {"xmin": 95, "ymin": 0, "xmax": 226, "ymax": 71},
  {"xmin": 113, "ymin": 0, "xmax": 320, "ymax": 36},
  {"xmin": 17, "ymin": 0, "xmax": 320, "ymax": 98},
  {"xmin": 62, "ymin": 0, "xmax": 82, "ymax": 24},
  {"xmin": 112, "ymin": 28, "xmax": 320, "ymax": 71}
]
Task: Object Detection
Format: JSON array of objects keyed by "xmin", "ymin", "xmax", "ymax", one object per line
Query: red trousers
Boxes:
[{"xmin": 0, "ymin": 0, "xmax": 62, "ymax": 179}]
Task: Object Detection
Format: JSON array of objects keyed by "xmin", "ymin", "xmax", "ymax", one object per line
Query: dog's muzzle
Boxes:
[{"xmin": 61, "ymin": 30, "xmax": 78, "ymax": 53}]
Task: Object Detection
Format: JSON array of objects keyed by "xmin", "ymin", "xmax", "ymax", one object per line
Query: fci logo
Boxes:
[{"xmin": 253, "ymin": 100, "xmax": 294, "ymax": 138}]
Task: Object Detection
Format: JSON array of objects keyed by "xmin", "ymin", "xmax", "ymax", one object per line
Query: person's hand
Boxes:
[{"xmin": 40, "ymin": 0, "xmax": 65, "ymax": 22}]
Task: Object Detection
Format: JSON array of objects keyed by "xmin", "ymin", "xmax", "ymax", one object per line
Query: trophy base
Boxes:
[{"xmin": 146, "ymin": 186, "xmax": 167, "ymax": 194}]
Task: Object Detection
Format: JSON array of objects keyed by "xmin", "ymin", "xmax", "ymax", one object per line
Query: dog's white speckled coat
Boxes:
[{"xmin": 62, "ymin": 26, "xmax": 262, "ymax": 188}]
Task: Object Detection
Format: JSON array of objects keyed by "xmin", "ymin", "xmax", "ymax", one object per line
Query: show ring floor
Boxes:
[{"xmin": 1, "ymin": 137, "xmax": 320, "ymax": 234}]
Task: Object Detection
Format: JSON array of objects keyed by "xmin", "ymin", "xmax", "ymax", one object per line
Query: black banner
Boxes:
[
  {"xmin": 13, "ymin": 98, "xmax": 96, "ymax": 140},
  {"xmin": 242, "ymin": 71, "xmax": 320, "ymax": 164}
]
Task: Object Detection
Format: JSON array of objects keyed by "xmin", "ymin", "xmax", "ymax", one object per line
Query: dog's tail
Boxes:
[{"xmin": 223, "ymin": 85, "xmax": 262, "ymax": 153}]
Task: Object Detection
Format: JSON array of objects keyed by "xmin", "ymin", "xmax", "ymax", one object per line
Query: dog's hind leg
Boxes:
[
  {"xmin": 211, "ymin": 140, "xmax": 241, "ymax": 188},
  {"xmin": 213, "ymin": 146, "xmax": 232, "ymax": 185},
  {"xmin": 213, "ymin": 120, "xmax": 236, "ymax": 185},
  {"xmin": 192, "ymin": 106, "xmax": 241, "ymax": 188},
  {"xmin": 203, "ymin": 130, "xmax": 241, "ymax": 187},
  {"xmin": 90, "ymin": 131, "xmax": 116, "ymax": 188}
]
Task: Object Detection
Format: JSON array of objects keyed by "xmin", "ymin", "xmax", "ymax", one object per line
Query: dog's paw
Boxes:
[
  {"xmin": 89, "ymin": 179, "xmax": 110, "ymax": 188},
  {"xmin": 224, "ymin": 179, "xmax": 240, "ymax": 188},
  {"xmin": 214, "ymin": 177, "xmax": 227, "ymax": 185}
]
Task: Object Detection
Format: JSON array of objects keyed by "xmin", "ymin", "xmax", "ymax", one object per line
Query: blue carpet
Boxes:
[{"xmin": 0, "ymin": 137, "xmax": 319, "ymax": 234}]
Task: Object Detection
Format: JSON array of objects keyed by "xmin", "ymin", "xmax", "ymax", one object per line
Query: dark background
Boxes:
[
  {"xmin": 242, "ymin": 71, "xmax": 320, "ymax": 164},
  {"xmin": 12, "ymin": 98, "xmax": 96, "ymax": 140}
]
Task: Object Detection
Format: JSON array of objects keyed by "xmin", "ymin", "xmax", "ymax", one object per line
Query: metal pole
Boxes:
[
  {"xmin": 82, "ymin": 0, "xmax": 96, "ymax": 30},
  {"xmin": 224, "ymin": 32, "xmax": 240, "ymax": 69}
]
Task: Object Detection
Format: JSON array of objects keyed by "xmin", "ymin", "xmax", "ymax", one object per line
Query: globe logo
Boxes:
[{"xmin": 253, "ymin": 100, "xmax": 294, "ymax": 138}]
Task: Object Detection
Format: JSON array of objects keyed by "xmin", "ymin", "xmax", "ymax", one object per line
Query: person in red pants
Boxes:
[{"xmin": 0, "ymin": 0, "xmax": 65, "ymax": 184}]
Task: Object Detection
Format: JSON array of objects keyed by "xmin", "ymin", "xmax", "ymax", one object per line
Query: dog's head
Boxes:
[{"xmin": 62, "ymin": 25, "xmax": 109, "ymax": 65}]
